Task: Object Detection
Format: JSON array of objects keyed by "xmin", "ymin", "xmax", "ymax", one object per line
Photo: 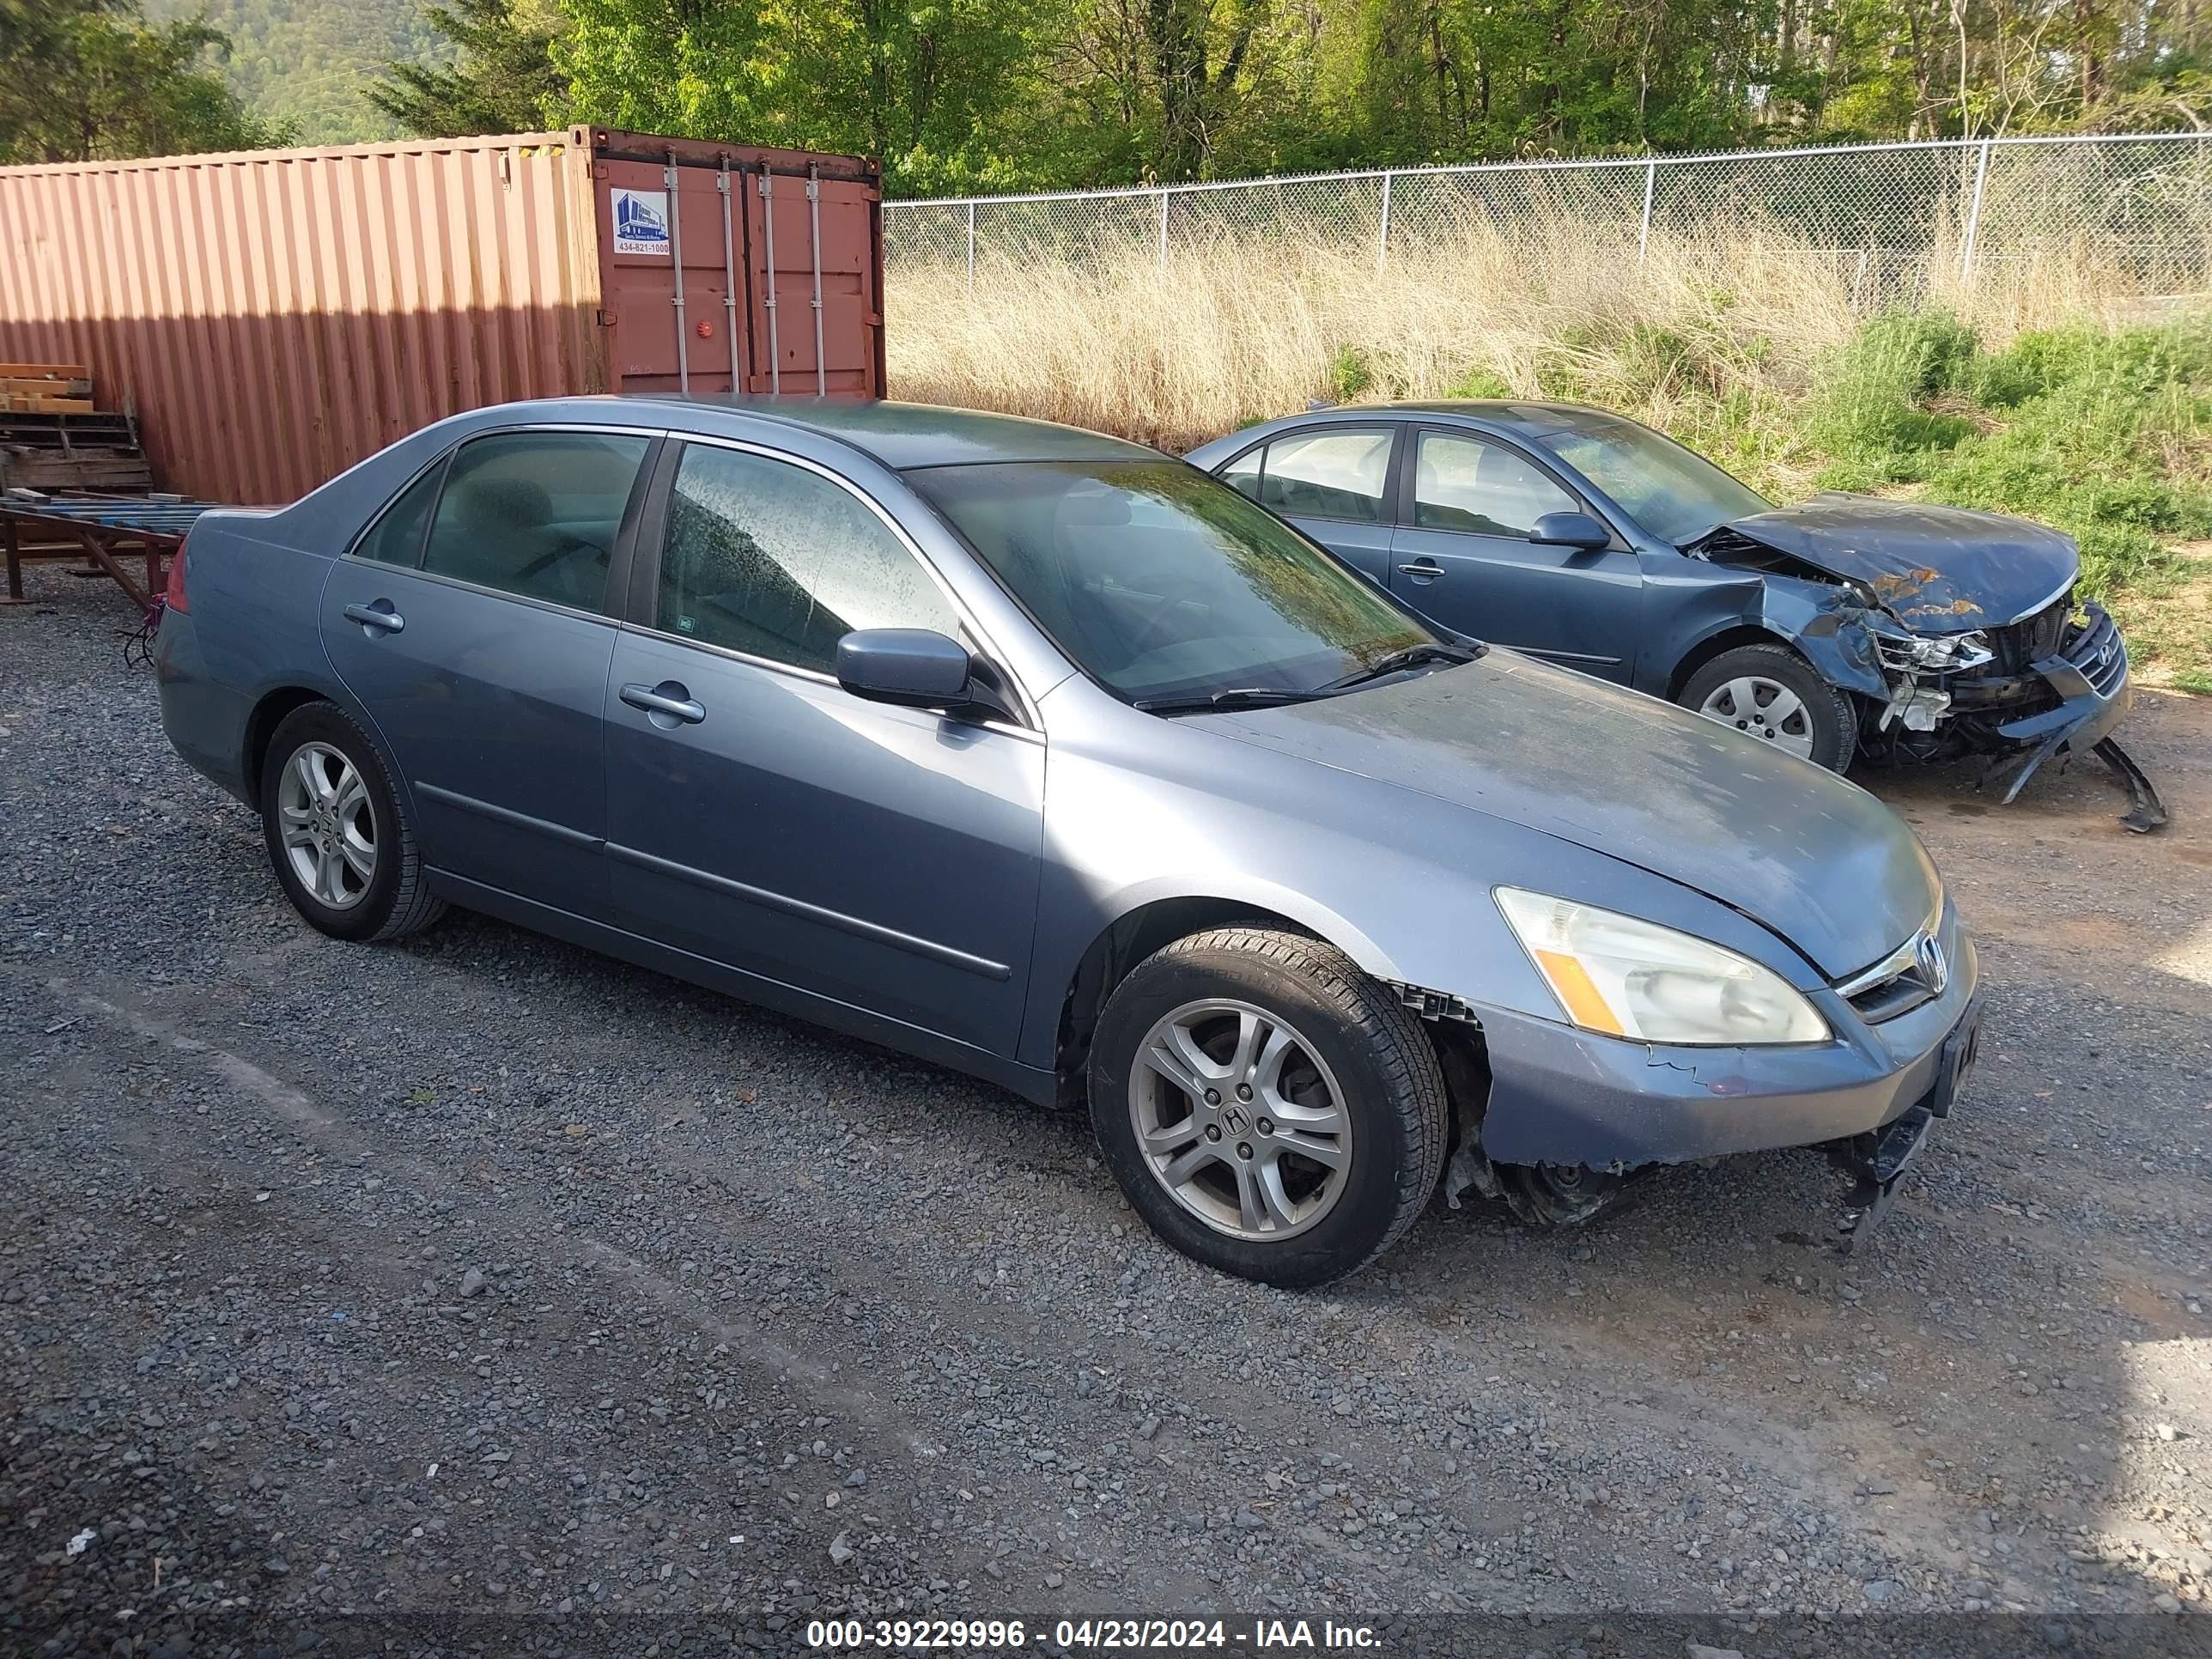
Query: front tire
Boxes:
[
  {"xmin": 1088, "ymin": 926, "xmax": 1448, "ymax": 1288},
  {"xmin": 259, "ymin": 702, "xmax": 445, "ymax": 942},
  {"xmin": 1678, "ymin": 642, "xmax": 1856, "ymax": 772}
]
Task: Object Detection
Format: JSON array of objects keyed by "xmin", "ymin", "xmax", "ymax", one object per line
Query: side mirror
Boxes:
[
  {"xmin": 1529, "ymin": 510, "xmax": 1611, "ymax": 550},
  {"xmin": 836, "ymin": 628, "xmax": 975, "ymax": 708},
  {"xmin": 835, "ymin": 628, "xmax": 1024, "ymax": 726}
]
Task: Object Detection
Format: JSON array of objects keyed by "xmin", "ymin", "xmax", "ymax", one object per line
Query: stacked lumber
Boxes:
[
  {"xmin": 0, "ymin": 362, "xmax": 152, "ymax": 493},
  {"xmin": 0, "ymin": 362, "xmax": 95, "ymax": 415}
]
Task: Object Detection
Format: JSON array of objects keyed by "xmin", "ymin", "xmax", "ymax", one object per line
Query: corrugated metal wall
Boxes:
[{"xmin": 0, "ymin": 132, "xmax": 605, "ymax": 505}]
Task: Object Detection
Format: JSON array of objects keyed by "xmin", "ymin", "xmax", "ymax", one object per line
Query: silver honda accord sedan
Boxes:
[{"xmin": 155, "ymin": 397, "xmax": 1981, "ymax": 1286}]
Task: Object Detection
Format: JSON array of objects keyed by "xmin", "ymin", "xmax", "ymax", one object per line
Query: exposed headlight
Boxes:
[
  {"xmin": 1494, "ymin": 888, "xmax": 1831, "ymax": 1046},
  {"xmin": 1873, "ymin": 629, "xmax": 1994, "ymax": 672}
]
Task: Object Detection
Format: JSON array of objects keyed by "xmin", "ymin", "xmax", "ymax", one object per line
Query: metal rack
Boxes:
[{"xmin": 2, "ymin": 494, "xmax": 215, "ymax": 619}]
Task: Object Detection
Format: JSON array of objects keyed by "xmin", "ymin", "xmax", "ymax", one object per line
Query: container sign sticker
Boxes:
[{"xmin": 612, "ymin": 188, "xmax": 671, "ymax": 256}]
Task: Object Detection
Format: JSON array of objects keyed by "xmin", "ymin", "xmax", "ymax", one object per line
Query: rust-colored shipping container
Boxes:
[{"xmin": 0, "ymin": 127, "xmax": 885, "ymax": 504}]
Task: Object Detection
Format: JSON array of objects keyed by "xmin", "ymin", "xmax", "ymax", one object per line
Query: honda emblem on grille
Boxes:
[{"xmin": 1914, "ymin": 933, "xmax": 1948, "ymax": 995}]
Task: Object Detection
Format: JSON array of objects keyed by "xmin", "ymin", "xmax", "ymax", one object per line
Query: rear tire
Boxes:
[
  {"xmin": 1087, "ymin": 926, "xmax": 1448, "ymax": 1288},
  {"xmin": 259, "ymin": 702, "xmax": 446, "ymax": 943},
  {"xmin": 1678, "ymin": 642, "xmax": 1856, "ymax": 772}
]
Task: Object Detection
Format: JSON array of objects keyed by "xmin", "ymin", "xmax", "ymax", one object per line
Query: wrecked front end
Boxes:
[
  {"xmin": 1692, "ymin": 497, "xmax": 2166, "ymax": 831},
  {"xmin": 1435, "ymin": 898, "xmax": 1984, "ymax": 1255},
  {"xmin": 1860, "ymin": 596, "xmax": 2164, "ymax": 830}
]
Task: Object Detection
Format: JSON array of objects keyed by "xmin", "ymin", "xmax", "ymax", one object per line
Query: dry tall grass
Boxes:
[{"xmin": 885, "ymin": 222, "xmax": 2175, "ymax": 458}]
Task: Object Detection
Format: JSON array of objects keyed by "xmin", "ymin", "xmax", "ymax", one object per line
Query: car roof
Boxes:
[
  {"xmin": 1380, "ymin": 400, "xmax": 1656, "ymax": 440},
  {"xmin": 1189, "ymin": 400, "xmax": 1659, "ymax": 464},
  {"xmin": 606, "ymin": 393, "xmax": 1159, "ymax": 470}
]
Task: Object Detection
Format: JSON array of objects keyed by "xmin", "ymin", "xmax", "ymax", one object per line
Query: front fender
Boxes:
[
  {"xmin": 1018, "ymin": 702, "xmax": 1832, "ymax": 1073},
  {"xmin": 1637, "ymin": 559, "xmax": 1887, "ymax": 702},
  {"xmin": 1758, "ymin": 576, "xmax": 1888, "ymax": 700}
]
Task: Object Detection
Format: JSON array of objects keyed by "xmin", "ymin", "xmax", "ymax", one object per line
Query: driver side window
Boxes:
[
  {"xmin": 420, "ymin": 430, "xmax": 651, "ymax": 611},
  {"xmin": 653, "ymin": 443, "xmax": 957, "ymax": 675},
  {"xmin": 1414, "ymin": 432, "xmax": 1577, "ymax": 538}
]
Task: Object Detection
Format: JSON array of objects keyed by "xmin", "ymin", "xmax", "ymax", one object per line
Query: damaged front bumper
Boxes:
[
  {"xmin": 1877, "ymin": 602, "xmax": 2166, "ymax": 832},
  {"xmin": 1465, "ymin": 901, "xmax": 1980, "ymax": 1247}
]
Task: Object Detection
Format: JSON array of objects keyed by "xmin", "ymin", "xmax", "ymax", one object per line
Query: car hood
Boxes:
[
  {"xmin": 1711, "ymin": 493, "xmax": 2077, "ymax": 634},
  {"xmin": 1197, "ymin": 652, "xmax": 1937, "ymax": 980}
]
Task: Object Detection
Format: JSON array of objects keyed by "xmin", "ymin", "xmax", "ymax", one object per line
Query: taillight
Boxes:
[{"xmin": 164, "ymin": 535, "xmax": 191, "ymax": 614}]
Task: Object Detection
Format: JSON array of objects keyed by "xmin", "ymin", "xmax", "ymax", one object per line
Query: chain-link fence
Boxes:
[{"xmin": 885, "ymin": 133, "xmax": 2212, "ymax": 301}]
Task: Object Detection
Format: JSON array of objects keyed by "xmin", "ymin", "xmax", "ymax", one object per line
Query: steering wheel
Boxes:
[{"xmin": 1116, "ymin": 574, "xmax": 1218, "ymax": 659}]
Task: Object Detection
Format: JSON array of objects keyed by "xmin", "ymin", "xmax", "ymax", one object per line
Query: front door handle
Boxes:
[
  {"xmin": 620, "ymin": 680, "xmax": 707, "ymax": 727},
  {"xmin": 343, "ymin": 599, "xmax": 405, "ymax": 635},
  {"xmin": 1396, "ymin": 560, "xmax": 1444, "ymax": 581}
]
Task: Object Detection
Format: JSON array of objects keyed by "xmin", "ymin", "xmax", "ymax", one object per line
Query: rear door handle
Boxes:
[
  {"xmin": 343, "ymin": 600, "xmax": 404, "ymax": 635},
  {"xmin": 1396, "ymin": 560, "xmax": 1444, "ymax": 580},
  {"xmin": 620, "ymin": 680, "xmax": 707, "ymax": 727}
]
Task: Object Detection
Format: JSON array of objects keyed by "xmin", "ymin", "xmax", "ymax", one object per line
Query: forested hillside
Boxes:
[
  {"xmin": 143, "ymin": 0, "xmax": 446, "ymax": 143},
  {"xmin": 31, "ymin": 0, "xmax": 2212, "ymax": 183}
]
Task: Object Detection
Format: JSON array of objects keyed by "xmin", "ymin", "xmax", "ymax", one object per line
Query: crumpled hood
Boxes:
[
  {"xmin": 1715, "ymin": 493, "xmax": 2078, "ymax": 635},
  {"xmin": 1200, "ymin": 652, "xmax": 1938, "ymax": 979}
]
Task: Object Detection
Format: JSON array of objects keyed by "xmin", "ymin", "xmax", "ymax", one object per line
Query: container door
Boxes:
[
  {"xmin": 744, "ymin": 170, "xmax": 882, "ymax": 396},
  {"xmin": 595, "ymin": 158, "xmax": 747, "ymax": 394}
]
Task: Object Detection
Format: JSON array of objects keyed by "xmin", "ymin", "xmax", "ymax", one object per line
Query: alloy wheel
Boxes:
[
  {"xmin": 1697, "ymin": 675, "xmax": 1816, "ymax": 761},
  {"xmin": 276, "ymin": 741, "xmax": 377, "ymax": 910},
  {"xmin": 1126, "ymin": 998, "xmax": 1352, "ymax": 1242}
]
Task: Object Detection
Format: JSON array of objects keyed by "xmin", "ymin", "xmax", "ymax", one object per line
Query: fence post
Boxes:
[
  {"xmin": 1637, "ymin": 160, "xmax": 1656, "ymax": 265},
  {"xmin": 1157, "ymin": 188, "xmax": 1170, "ymax": 271},
  {"xmin": 1960, "ymin": 139, "xmax": 1993, "ymax": 286},
  {"xmin": 1377, "ymin": 172, "xmax": 1394, "ymax": 272},
  {"xmin": 965, "ymin": 201, "xmax": 975, "ymax": 290}
]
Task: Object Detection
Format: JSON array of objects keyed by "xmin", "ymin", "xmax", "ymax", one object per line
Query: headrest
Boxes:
[
  {"xmin": 1055, "ymin": 488, "xmax": 1131, "ymax": 528},
  {"xmin": 461, "ymin": 476, "xmax": 552, "ymax": 531}
]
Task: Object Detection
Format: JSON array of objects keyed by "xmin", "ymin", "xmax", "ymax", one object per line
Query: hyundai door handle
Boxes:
[
  {"xmin": 1396, "ymin": 560, "xmax": 1444, "ymax": 580},
  {"xmin": 620, "ymin": 680, "xmax": 706, "ymax": 726},
  {"xmin": 343, "ymin": 600, "xmax": 404, "ymax": 635}
]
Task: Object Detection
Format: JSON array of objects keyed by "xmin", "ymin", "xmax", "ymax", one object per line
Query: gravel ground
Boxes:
[{"xmin": 4, "ymin": 568, "xmax": 2210, "ymax": 1659}]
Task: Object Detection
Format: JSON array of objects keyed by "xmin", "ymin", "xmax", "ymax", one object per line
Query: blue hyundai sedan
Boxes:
[
  {"xmin": 1188, "ymin": 401, "xmax": 2160, "ymax": 830},
  {"xmin": 155, "ymin": 397, "xmax": 1980, "ymax": 1285}
]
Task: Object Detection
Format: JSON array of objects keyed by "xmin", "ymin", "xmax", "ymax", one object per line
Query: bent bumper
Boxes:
[
  {"xmin": 1474, "ymin": 906, "xmax": 1981, "ymax": 1170},
  {"xmin": 1988, "ymin": 605, "xmax": 2132, "ymax": 787}
]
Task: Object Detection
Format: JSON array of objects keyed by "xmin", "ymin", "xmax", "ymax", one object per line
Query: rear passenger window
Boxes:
[
  {"xmin": 656, "ymin": 444, "xmax": 957, "ymax": 675},
  {"xmin": 1218, "ymin": 447, "xmax": 1262, "ymax": 502},
  {"xmin": 354, "ymin": 462, "xmax": 444, "ymax": 566},
  {"xmin": 420, "ymin": 431, "xmax": 650, "ymax": 610},
  {"xmin": 1256, "ymin": 428, "xmax": 1391, "ymax": 523}
]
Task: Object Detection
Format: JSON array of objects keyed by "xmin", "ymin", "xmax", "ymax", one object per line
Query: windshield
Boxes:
[
  {"xmin": 1519, "ymin": 409, "xmax": 1769, "ymax": 544},
  {"xmin": 907, "ymin": 459, "xmax": 1435, "ymax": 705}
]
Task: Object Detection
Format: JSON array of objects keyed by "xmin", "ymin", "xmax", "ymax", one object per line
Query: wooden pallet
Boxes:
[
  {"xmin": 0, "ymin": 394, "xmax": 94, "ymax": 414},
  {"xmin": 0, "ymin": 362, "xmax": 89, "ymax": 381},
  {"xmin": 0, "ymin": 377, "xmax": 92, "ymax": 399},
  {"xmin": 0, "ymin": 410, "xmax": 137, "ymax": 448},
  {"xmin": 0, "ymin": 450, "xmax": 152, "ymax": 493}
]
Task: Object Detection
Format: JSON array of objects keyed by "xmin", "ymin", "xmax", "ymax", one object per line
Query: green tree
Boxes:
[
  {"xmin": 556, "ymin": 0, "xmax": 1050, "ymax": 193},
  {"xmin": 1, "ymin": 0, "xmax": 292, "ymax": 163},
  {"xmin": 368, "ymin": 0, "xmax": 567, "ymax": 137}
]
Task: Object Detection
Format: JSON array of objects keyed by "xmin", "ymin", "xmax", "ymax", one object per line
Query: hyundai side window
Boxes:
[
  {"xmin": 1256, "ymin": 429, "xmax": 1392, "ymax": 523},
  {"xmin": 1218, "ymin": 446, "xmax": 1263, "ymax": 502},
  {"xmin": 419, "ymin": 431, "xmax": 651, "ymax": 609},
  {"xmin": 1413, "ymin": 433, "xmax": 1578, "ymax": 538},
  {"xmin": 655, "ymin": 444, "xmax": 958, "ymax": 675}
]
